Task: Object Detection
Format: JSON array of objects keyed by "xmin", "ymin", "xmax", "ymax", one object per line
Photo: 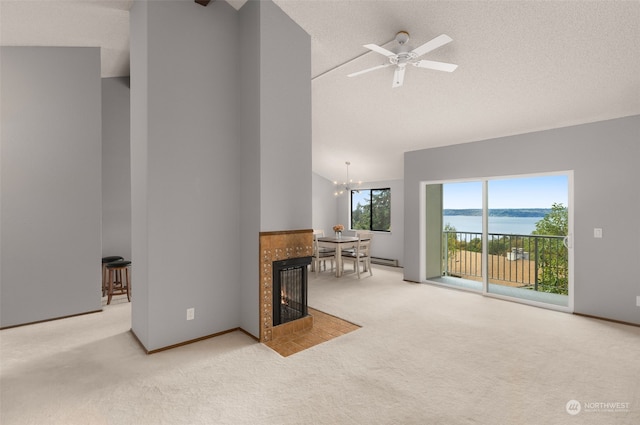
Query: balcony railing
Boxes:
[{"xmin": 442, "ymin": 231, "xmax": 568, "ymax": 294}]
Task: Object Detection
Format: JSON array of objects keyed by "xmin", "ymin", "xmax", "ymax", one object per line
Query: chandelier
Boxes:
[{"xmin": 333, "ymin": 161, "xmax": 362, "ymax": 196}]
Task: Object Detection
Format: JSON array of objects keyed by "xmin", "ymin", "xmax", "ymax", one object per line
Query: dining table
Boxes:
[{"xmin": 316, "ymin": 235, "xmax": 370, "ymax": 277}]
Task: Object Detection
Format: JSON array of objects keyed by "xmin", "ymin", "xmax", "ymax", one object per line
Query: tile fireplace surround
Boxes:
[{"xmin": 259, "ymin": 229, "xmax": 314, "ymax": 343}]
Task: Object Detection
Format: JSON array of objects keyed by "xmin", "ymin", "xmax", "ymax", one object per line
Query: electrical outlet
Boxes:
[
  {"xmin": 187, "ymin": 308, "xmax": 195, "ymax": 320},
  {"xmin": 593, "ymin": 228, "xmax": 603, "ymax": 238}
]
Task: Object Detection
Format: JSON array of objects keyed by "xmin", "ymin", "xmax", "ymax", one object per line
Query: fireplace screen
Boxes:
[{"xmin": 272, "ymin": 256, "xmax": 311, "ymax": 326}]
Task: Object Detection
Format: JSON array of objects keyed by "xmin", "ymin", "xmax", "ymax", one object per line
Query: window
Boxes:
[{"xmin": 351, "ymin": 188, "xmax": 391, "ymax": 231}]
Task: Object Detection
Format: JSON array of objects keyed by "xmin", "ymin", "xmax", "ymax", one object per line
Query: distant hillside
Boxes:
[{"xmin": 443, "ymin": 209, "xmax": 551, "ymax": 217}]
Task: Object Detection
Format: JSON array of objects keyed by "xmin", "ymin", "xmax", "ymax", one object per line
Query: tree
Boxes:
[
  {"xmin": 371, "ymin": 189, "xmax": 391, "ymax": 231},
  {"xmin": 532, "ymin": 202, "xmax": 568, "ymax": 236},
  {"xmin": 488, "ymin": 235, "xmax": 511, "ymax": 256},
  {"xmin": 532, "ymin": 203, "xmax": 568, "ymax": 295},
  {"xmin": 466, "ymin": 237, "xmax": 483, "ymax": 253},
  {"xmin": 443, "ymin": 223, "xmax": 458, "ymax": 251},
  {"xmin": 442, "ymin": 223, "xmax": 459, "ymax": 275},
  {"xmin": 351, "ymin": 202, "xmax": 369, "ymax": 230}
]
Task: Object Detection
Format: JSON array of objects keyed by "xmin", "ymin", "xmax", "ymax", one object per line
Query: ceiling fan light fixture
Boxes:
[
  {"xmin": 395, "ymin": 31, "xmax": 410, "ymax": 45},
  {"xmin": 333, "ymin": 161, "xmax": 362, "ymax": 196}
]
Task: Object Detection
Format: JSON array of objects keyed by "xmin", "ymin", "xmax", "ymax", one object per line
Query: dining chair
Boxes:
[
  {"xmin": 355, "ymin": 230, "xmax": 373, "ymax": 239},
  {"xmin": 313, "ymin": 236, "xmax": 336, "ymax": 277},
  {"xmin": 311, "ymin": 230, "xmax": 324, "ymax": 273},
  {"xmin": 313, "ymin": 230, "xmax": 336, "ymax": 256},
  {"xmin": 341, "ymin": 237, "xmax": 372, "ymax": 278},
  {"xmin": 350, "ymin": 230, "xmax": 372, "ymax": 251}
]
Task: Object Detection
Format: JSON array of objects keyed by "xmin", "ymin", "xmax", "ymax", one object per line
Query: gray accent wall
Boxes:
[
  {"xmin": 257, "ymin": 0, "xmax": 312, "ymax": 232},
  {"xmin": 130, "ymin": 0, "xmax": 311, "ymax": 348},
  {"xmin": 1, "ymin": 47, "xmax": 102, "ymax": 327},
  {"xmin": 130, "ymin": 0, "xmax": 242, "ymax": 350},
  {"xmin": 404, "ymin": 115, "xmax": 640, "ymax": 325},
  {"xmin": 238, "ymin": 0, "xmax": 312, "ymax": 337},
  {"xmin": 129, "ymin": 0, "xmax": 150, "ymax": 347},
  {"xmin": 238, "ymin": 0, "xmax": 262, "ymax": 338},
  {"xmin": 102, "ymin": 77, "xmax": 131, "ymax": 260}
]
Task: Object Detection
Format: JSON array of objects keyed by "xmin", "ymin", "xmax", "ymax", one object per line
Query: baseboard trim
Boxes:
[
  {"xmin": 0, "ymin": 309, "xmax": 103, "ymax": 330},
  {"xmin": 573, "ymin": 312, "xmax": 639, "ymax": 328},
  {"xmin": 403, "ymin": 279, "xmax": 421, "ymax": 284},
  {"xmin": 133, "ymin": 327, "xmax": 259, "ymax": 354},
  {"xmin": 370, "ymin": 257, "xmax": 399, "ymax": 267}
]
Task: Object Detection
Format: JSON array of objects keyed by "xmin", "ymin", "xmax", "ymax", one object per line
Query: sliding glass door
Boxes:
[
  {"xmin": 425, "ymin": 173, "xmax": 572, "ymax": 310},
  {"xmin": 486, "ymin": 175, "xmax": 570, "ymax": 307}
]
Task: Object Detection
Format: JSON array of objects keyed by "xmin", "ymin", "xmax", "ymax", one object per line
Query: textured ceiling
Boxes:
[{"xmin": 2, "ymin": 0, "xmax": 639, "ymax": 182}]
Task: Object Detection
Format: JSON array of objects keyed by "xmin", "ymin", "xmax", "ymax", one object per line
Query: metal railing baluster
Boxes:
[{"xmin": 442, "ymin": 231, "xmax": 566, "ymax": 294}]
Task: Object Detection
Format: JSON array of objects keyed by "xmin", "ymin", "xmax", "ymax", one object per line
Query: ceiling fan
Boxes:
[{"xmin": 348, "ymin": 31, "xmax": 458, "ymax": 88}]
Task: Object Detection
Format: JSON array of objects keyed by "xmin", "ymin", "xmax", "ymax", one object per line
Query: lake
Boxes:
[{"xmin": 443, "ymin": 215, "xmax": 542, "ymax": 235}]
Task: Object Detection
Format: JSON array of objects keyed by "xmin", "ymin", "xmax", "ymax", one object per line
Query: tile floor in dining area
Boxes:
[{"xmin": 263, "ymin": 307, "xmax": 360, "ymax": 357}]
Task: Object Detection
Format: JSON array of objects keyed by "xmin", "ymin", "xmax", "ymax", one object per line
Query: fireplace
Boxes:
[
  {"xmin": 259, "ymin": 230, "xmax": 314, "ymax": 342},
  {"xmin": 272, "ymin": 256, "xmax": 311, "ymax": 326}
]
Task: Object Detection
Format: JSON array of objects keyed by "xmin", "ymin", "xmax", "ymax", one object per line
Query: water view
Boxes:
[{"xmin": 443, "ymin": 215, "xmax": 542, "ymax": 235}]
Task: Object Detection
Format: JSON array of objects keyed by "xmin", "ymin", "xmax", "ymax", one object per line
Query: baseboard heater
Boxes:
[{"xmin": 370, "ymin": 257, "xmax": 399, "ymax": 267}]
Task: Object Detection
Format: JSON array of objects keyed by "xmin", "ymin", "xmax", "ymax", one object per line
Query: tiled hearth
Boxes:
[{"xmin": 264, "ymin": 307, "xmax": 360, "ymax": 357}]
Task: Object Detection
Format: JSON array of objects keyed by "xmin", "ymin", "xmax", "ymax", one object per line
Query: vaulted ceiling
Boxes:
[{"xmin": 2, "ymin": 0, "xmax": 639, "ymax": 182}]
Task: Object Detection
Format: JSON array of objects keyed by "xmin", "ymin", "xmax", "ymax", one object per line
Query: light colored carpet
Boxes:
[{"xmin": 1, "ymin": 266, "xmax": 639, "ymax": 424}]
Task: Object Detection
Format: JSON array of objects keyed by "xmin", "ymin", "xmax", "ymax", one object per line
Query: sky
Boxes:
[
  {"xmin": 352, "ymin": 190, "xmax": 369, "ymax": 207},
  {"xmin": 443, "ymin": 175, "xmax": 569, "ymax": 209}
]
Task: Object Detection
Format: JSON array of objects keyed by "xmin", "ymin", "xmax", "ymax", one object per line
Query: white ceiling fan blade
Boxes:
[
  {"xmin": 392, "ymin": 66, "xmax": 406, "ymax": 88},
  {"xmin": 410, "ymin": 34, "xmax": 453, "ymax": 58},
  {"xmin": 413, "ymin": 60, "xmax": 458, "ymax": 72},
  {"xmin": 363, "ymin": 43, "xmax": 396, "ymax": 58},
  {"xmin": 347, "ymin": 63, "xmax": 392, "ymax": 77}
]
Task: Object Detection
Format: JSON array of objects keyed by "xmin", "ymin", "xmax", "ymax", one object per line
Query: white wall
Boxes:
[
  {"xmin": 404, "ymin": 116, "xmax": 640, "ymax": 325},
  {"xmin": 312, "ymin": 172, "xmax": 338, "ymax": 234},
  {"xmin": 130, "ymin": 0, "xmax": 242, "ymax": 350},
  {"xmin": 1, "ymin": 47, "xmax": 102, "ymax": 327},
  {"xmin": 102, "ymin": 77, "xmax": 131, "ymax": 260}
]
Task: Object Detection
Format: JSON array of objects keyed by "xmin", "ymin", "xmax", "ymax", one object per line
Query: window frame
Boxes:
[{"xmin": 350, "ymin": 187, "xmax": 391, "ymax": 232}]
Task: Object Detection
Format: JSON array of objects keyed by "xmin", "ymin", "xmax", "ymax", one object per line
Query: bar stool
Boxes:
[
  {"xmin": 105, "ymin": 260, "xmax": 132, "ymax": 305},
  {"xmin": 102, "ymin": 256, "xmax": 124, "ymax": 296}
]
